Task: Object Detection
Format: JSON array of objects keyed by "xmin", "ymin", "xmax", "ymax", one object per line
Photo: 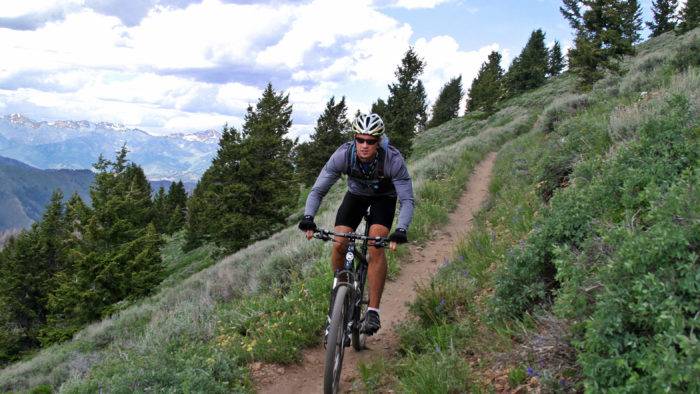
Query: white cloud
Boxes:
[
  {"xmin": 0, "ymin": 0, "xmax": 511, "ymax": 139},
  {"xmin": 130, "ymin": 1, "xmax": 294, "ymax": 69},
  {"xmin": 415, "ymin": 36, "xmax": 502, "ymax": 114},
  {"xmin": 256, "ymin": 0, "xmax": 398, "ymax": 69},
  {"xmin": 390, "ymin": 0, "xmax": 451, "ymax": 9}
]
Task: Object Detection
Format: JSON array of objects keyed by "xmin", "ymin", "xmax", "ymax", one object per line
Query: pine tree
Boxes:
[
  {"xmin": 427, "ymin": 76, "xmax": 463, "ymax": 129},
  {"xmin": 186, "ymin": 84, "xmax": 298, "ymax": 253},
  {"xmin": 678, "ymin": 0, "xmax": 700, "ymax": 33},
  {"xmin": 505, "ymin": 29, "xmax": 550, "ymax": 96},
  {"xmin": 295, "ymin": 96, "xmax": 349, "ymax": 186},
  {"xmin": 371, "ymin": 98, "xmax": 387, "ymax": 120},
  {"xmin": 548, "ymin": 41, "xmax": 566, "ymax": 76},
  {"xmin": 381, "ymin": 48, "xmax": 428, "ymax": 157},
  {"xmin": 165, "ymin": 181, "xmax": 187, "ymax": 234},
  {"xmin": 45, "ymin": 148, "xmax": 164, "ymax": 337},
  {"xmin": 0, "ymin": 230, "xmax": 41, "ymax": 361},
  {"xmin": 152, "ymin": 186, "xmax": 168, "ymax": 233},
  {"xmin": 647, "ymin": 0, "xmax": 678, "ymax": 36},
  {"xmin": 466, "ymin": 51, "xmax": 505, "ymax": 113},
  {"xmin": 561, "ymin": 0, "xmax": 643, "ymax": 85},
  {"xmin": 0, "ymin": 191, "xmax": 70, "ymax": 356}
]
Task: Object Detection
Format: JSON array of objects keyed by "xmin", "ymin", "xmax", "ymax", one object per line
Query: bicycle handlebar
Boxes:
[{"xmin": 313, "ymin": 228, "xmax": 390, "ymax": 248}]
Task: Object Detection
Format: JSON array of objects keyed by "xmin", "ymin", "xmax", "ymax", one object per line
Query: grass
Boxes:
[
  {"xmin": 0, "ymin": 71, "xmax": 532, "ymax": 391},
  {"xmin": 6, "ymin": 25, "xmax": 696, "ymax": 394},
  {"xmin": 376, "ymin": 27, "xmax": 700, "ymax": 393}
]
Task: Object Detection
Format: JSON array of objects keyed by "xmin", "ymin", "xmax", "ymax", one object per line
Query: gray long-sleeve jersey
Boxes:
[{"xmin": 304, "ymin": 141, "xmax": 415, "ymax": 230}]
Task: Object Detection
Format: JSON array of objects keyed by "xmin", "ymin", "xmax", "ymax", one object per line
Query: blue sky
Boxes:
[{"xmin": 0, "ymin": 0, "xmax": 657, "ymax": 139}]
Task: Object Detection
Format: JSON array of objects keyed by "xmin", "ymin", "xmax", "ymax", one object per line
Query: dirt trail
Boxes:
[{"xmin": 254, "ymin": 152, "xmax": 497, "ymax": 393}]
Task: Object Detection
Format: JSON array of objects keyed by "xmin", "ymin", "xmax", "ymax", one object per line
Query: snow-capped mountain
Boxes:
[
  {"xmin": 0, "ymin": 114, "xmax": 222, "ymax": 181},
  {"xmin": 168, "ymin": 129, "xmax": 222, "ymax": 144}
]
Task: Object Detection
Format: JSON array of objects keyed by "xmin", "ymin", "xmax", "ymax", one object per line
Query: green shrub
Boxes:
[
  {"xmin": 579, "ymin": 169, "xmax": 700, "ymax": 392},
  {"xmin": 397, "ymin": 350, "xmax": 474, "ymax": 393},
  {"xmin": 538, "ymin": 94, "xmax": 589, "ymax": 134},
  {"xmin": 508, "ymin": 366, "xmax": 528, "ymax": 388},
  {"xmin": 494, "ymin": 95, "xmax": 698, "ymax": 321},
  {"xmin": 397, "ymin": 320, "xmax": 474, "ymax": 355},
  {"xmin": 216, "ymin": 264, "xmax": 331, "ymax": 364},
  {"xmin": 671, "ymin": 39, "xmax": 700, "ymax": 71},
  {"xmin": 409, "ymin": 276, "xmax": 476, "ymax": 326},
  {"xmin": 29, "ymin": 384, "xmax": 53, "ymax": 394},
  {"xmin": 357, "ymin": 358, "xmax": 393, "ymax": 392}
]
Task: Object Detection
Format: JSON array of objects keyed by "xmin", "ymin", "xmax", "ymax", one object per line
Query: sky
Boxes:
[{"xmin": 0, "ymin": 0, "xmax": 657, "ymax": 139}]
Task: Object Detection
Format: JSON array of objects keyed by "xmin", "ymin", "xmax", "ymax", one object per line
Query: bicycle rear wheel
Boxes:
[{"xmin": 324, "ymin": 285, "xmax": 350, "ymax": 394}]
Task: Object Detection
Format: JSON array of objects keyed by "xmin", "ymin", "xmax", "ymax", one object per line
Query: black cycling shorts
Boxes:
[{"xmin": 335, "ymin": 192, "xmax": 397, "ymax": 230}]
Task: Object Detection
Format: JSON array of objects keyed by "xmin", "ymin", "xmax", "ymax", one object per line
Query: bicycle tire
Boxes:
[
  {"xmin": 324, "ymin": 285, "xmax": 349, "ymax": 394},
  {"xmin": 352, "ymin": 271, "xmax": 368, "ymax": 351}
]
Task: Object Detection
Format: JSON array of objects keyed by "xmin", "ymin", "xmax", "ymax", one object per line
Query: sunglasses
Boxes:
[{"xmin": 354, "ymin": 137, "xmax": 379, "ymax": 145}]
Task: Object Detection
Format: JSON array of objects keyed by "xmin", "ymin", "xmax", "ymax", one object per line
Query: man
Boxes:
[{"xmin": 298, "ymin": 113, "xmax": 414, "ymax": 335}]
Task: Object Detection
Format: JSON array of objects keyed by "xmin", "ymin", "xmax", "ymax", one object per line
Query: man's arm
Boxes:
[
  {"xmin": 303, "ymin": 145, "xmax": 347, "ymax": 218},
  {"xmin": 390, "ymin": 156, "xmax": 414, "ymax": 231}
]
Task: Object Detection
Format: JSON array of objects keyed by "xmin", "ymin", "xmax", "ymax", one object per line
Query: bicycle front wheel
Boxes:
[
  {"xmin": 324, "ymin": 285, "xmax": 349, "ymax": 394},
  {"xmin": 352, "ymin": 272, "xmax": 368, "ymax": 351}
]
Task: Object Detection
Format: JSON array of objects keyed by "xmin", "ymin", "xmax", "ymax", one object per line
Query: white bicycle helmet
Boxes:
[{"xmin": 351, "ymin": 113, "xmax": 385, "ymax": 137}]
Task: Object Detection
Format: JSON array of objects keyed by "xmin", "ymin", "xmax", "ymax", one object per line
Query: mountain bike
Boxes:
[{"xmin": 313, "ymin": 216, "xmax": 389, "ymax": 394}]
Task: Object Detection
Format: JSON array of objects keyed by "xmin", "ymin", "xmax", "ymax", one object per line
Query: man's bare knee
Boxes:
[{"xmin": 332, "ymin": 239, "xmax": 348, "ymax": 254}]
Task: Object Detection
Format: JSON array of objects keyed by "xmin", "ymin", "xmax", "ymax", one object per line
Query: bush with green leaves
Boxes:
[
  {"xmin": 493, "ymin": 95, "xmax": 699, "ymax": 390},
  {"xmin": 538, "ymin": 94, "xmax": 589, "ymax": 134},
  {"xmin": 397, "ymin": 350, "xmax": 474, "ymax": 393},
  {"xmin": 671, "ymin": 38, "xmax": 700, "ymax": 71},
  {"xmin": 579, "ymin": 169, "xmax": 700, "ymax": 392}
]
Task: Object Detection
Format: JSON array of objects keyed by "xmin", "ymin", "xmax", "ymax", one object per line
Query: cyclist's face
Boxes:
[{"xmin": 355, "ymin": 136, "xmax": 379, "ymax": 161}]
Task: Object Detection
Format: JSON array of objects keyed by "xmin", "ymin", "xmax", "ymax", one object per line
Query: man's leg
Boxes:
[
  {"xmin": 367, "ymin": 224, "xmax": 390, "ymax": 308},
  {"xmin": 331, "ymin": 225, "xmax": 353, "ymax": 272}
]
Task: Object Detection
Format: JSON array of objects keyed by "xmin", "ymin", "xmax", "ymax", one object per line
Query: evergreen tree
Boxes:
[
  {"xmin": 64, "ymin": 193, "xmax": 90, "ymax": 238},
  {"xmin": 295, "ymin": 96, "xmax": 350, "ymax": 186},
  {"xmin": 381, "ymin": 48, "xmax": 428, "ymax": 157},
  {"xmin": 0, "ymin": 231, "xmax": 42, "ymax": 362},
  {"xmin": 548, "ymin": 41, "xmax": 566, "ymax": 76},
  {"xmin": 505, "ymin": 29, "xmax": 550, "ymax": 96},
  {"xmin": 371, "ymin": 98, "xmax": 387, "ymax": 120},
  {"xmin": 415, "ymin": 80, "xmax": 428, "ymax": 132},
  {"xmin": 0, "ymin": 191, "xmax": 69, "ymax": 359},
  {"xmin": 165, "ymin": 181, "xmax": 187, "ymax": 234},
  {"xmin": 466, "ymin": 51, "xmax": 505, "ymax": 113},
  {"xmin": 45, "ymin": 148, "xmax": 164, "ymax": 338},
  {"xmin": 186, "ymin": 83, "xmax": 298, "ymax": 253},
  {"xmin": 647, "ymin": 0, "xmax": 678, "ymax": 36},
  {"xmin": 678, "ymin": 0, "xmax": 700, "ymax": 32},
  {"xmin": 561, "ymin": 0, "xmax": 643, "ymax": 85},
  {"xmin": 152, "ymin": 186, "xmax": 168, "ymax": 233},
  {"xmin": 426, "ymin": 76, "xmax": 463, "ymax": 129}
]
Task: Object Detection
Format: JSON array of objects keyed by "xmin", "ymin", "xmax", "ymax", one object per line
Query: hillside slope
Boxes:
[
  {"xmin": 3, "ymin": 28, "xmax": 697, "ymax": 394},
  {"xmin": 0, "ymin": 156, "xmax": 94, "ymax": 231},
  {"xmin": 358, "ymin": 29, "xmax": 700, "ymax": 393},
  {"xmin": 0, "ymin": 66, "xmax": 575, "ymax": 392}
]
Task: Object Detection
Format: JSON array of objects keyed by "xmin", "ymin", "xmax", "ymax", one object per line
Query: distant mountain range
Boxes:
[
  {"xmin": 0, "ymin": 155, "xmax": 94, "ymax": 231},
  {"xmin": 0, "ymin": 154, "xmax": 198, "ymax": 231},
  {"xmin": 0, "ymin": 114, "xmax": 221, "ymax": 181}
]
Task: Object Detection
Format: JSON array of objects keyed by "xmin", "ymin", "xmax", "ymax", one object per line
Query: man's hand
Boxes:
[
  {"xmin": 298, "ymin": 215, "xmax": 317, "ymax": 240},
  {"xmin": 389, "ymin": 228, "xmax": 407, "ymax": 251}
]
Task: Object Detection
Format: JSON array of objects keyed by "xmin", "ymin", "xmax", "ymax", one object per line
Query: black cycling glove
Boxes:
[
  {"xmin": 389, "ymin": 228, "xmax": 408, "ymax": 244},
  {"xmin": 298, "ymin": 215, "xmax": 317, "ymax": 231}
]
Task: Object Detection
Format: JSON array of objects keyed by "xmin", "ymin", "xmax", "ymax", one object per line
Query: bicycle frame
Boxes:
[
  {"xmin": 314, "ymin": 215, "xmax": 389, "ymax": 393},
  {"xmin": 331, "ymin": 221, "xmax": 370, "ymax": 339}
]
